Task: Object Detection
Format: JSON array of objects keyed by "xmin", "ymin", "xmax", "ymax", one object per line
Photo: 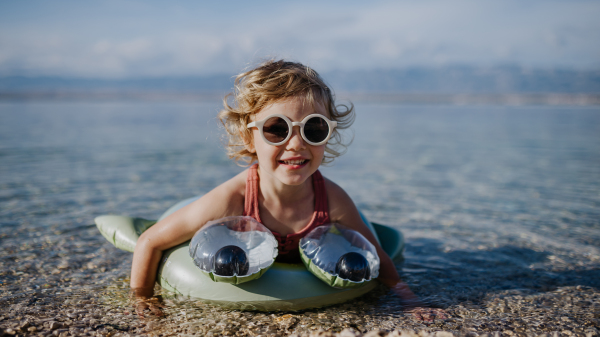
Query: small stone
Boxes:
[
  {"xmin": 338, "ymin": 328, "xmax": 359, "ymax": 337},
  {"xmin": 49, "ymin": 321, "xmax": 62, "ymax": 330},
  {"xmin": 435, "ymin": 332, "xmax": 454, "ymax": 337},
  {"xmin": 55, "ymin": 329, "xmax": 71, "ymax": 337},
  {"xmin": 364, "ymin": 331, "xmax": 386, "ymax": 337},
  {"xmin": 145, "ymin": 321, "xmax": 158, "ymax": 330},
  {"xmin": 28, "ymin": 326, "xmax": 37, "ymax": 332},
  {"xmin": 5, "ymin": 328, "xmax": 16, "ymax": 335},
  {"xmin": 19, "ymin": 321, "xmax": 30, "ymax": 329}
]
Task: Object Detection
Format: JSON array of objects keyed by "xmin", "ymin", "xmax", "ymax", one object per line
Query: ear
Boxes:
[
  {"xmin": 241, "ymin": 131, "xmax": 256, "ymax": 153},
  {"xmin": 245, "ymin": 142, "xmax": 256, "ymax": 154}
]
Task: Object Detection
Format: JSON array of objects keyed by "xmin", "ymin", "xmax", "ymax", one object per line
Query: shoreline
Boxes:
[{"xmin": 0, "ymin": 91, "xmax": 598, "ymax": 106}]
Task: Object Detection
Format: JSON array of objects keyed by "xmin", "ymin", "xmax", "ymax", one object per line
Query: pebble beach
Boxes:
[{"xmin": 1, "ymin": 101, "xmax": 599, "ymax": 336}]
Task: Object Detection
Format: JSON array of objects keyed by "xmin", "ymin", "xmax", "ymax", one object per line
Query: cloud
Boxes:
[{"xmin": 0, "ymin": 0, "xmax": 598, "ymax": 78}]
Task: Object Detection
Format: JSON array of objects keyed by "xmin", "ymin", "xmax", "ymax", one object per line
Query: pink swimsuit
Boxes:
[{"xmin": 243, "ymin": 164, "xmax": 330, "ymax": 263}]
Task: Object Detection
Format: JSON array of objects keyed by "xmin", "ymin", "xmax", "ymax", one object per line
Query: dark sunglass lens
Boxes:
[
  {"xmin": 262, "ymin": 117, "xmax": 289, "ymax": 143},
  {"xmin": 304, "ymin": 116, "xmax": 329, "ymax": 143}
]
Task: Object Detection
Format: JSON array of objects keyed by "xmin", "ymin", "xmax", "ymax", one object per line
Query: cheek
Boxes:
[
  {"xmin": 252, "ymin": 138, "xmax": 280, "ymax": 159},
  {"xmin": 312, "ymin": 146, "xmax": 326, "ymax": 159}
]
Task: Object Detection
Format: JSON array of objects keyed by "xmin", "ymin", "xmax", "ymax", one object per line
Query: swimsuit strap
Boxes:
[
  {"xmin": 307, "ymin": 169, "xmax": 330, "ymax": 229},
  {"xmin": 242, "ymin": 164, "xmax": 330, "ymax": 263},
  {"xmin": 242, "ymin": 164, "xmax": 262, "ymax": 223}
]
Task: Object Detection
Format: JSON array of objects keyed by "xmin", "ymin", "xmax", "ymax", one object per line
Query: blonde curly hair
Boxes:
[{"xmin": 218, "ymin": 60, "xmax": 354, "ymax": 165}]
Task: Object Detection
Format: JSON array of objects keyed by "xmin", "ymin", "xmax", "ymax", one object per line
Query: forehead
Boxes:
[{"xmin": 253, "ymin": 96, "xmax": 329, "ymax": 121}]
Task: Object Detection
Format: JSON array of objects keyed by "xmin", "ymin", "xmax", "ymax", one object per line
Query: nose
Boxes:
[{"xmin": 285, "ymin": 126, "xmax": 306, "ymax": 150}]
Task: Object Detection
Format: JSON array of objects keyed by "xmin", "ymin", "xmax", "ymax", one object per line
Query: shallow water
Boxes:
[{"xmin": 1, "ymin": 101, "xmax": 599, "ymax": 336}]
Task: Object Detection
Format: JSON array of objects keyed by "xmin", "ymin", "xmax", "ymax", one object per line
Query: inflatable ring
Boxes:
[{"xmin": 95, "ymin": 196, "xmax": 405, "ymax": 311}]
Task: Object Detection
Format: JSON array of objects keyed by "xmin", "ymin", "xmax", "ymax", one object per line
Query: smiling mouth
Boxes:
[{"xmin": 279, "ymin": 159, "xmax": 308, "ymax": 165}]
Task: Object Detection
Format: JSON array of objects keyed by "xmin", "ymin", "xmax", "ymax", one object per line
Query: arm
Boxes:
[
  {"xmin": 130, "ymin": 171, "xmax": 246, "ymax": 315},
  {"xmin": 325, "ymin": 179, "xmax": 447, "ymax": 321},
  {"xmin": 325, "ymin": 180, "xmax": 420, "ymax": 303}
]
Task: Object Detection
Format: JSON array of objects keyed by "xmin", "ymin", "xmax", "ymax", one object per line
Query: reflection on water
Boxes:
[{"xmin": 1, "ymin": 101, "xmax": 599, "ymax": 335}]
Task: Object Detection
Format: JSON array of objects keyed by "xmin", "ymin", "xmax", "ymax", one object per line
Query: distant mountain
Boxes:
[
  {"xmin": 0, "ymin": 66, "xmax": 598, "ymax": 94},
  {"xmin": 325, "ymin": 66, "xmax": 600, "ymax": 94},
  {"xmin": 0, "ymin": 75, "xmax": 234, "ymax": 93}
]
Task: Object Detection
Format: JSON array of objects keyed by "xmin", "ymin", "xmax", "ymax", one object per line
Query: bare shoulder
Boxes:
[
  {"xmin": 323, "ymin": 176, "xmax": 382, "ymax": 249},
  {"xmin": 137, "ymin": 169, "xmax": 248, "ymax": 251},
  {"xmin": 191, "ymin": 168, "xmax": 247, "ymax": 219}
]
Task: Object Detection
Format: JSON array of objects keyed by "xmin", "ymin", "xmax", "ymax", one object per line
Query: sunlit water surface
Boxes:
[{"xmin": 1, "ymin": 101, "xmax": 599, "ymax": 335}]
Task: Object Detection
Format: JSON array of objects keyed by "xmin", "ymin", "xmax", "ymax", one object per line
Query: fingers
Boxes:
[
  {"xmin": 135, "ymin": 302, "xmax": 148, "ymax": 318},
  {"xmin": 409, "ymin": 308, "xmax": 430, "ymax": 322},
  {"xmin": 135, "ymin": 301, "xmax": 164, "ymax": 318},
  {"xmin": 408, "ymin": 307, "xmax": 449, "ymax": 322},
  {"xmin": 148, "ymin": 303, "xmax": 164, "ymax": 317},
  {"xmin": 132, "ymin": 295, "xmax": 164, "ymax": 318}
]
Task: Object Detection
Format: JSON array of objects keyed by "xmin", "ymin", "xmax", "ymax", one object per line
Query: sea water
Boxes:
[{"xmin": 1, "ymin": 101, "xmax": 599, "ymax": 335}]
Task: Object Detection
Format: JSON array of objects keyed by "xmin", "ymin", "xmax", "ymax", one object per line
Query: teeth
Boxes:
[{"xmin": 283, "ymin": 160, "xmax": 306, "ymax": 165}]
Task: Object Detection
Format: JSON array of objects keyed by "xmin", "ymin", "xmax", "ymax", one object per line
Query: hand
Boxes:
[
  {"xmin": 388, "ymin": 281, "xmax": 422, "ymax": 307},
  {"xmin": 130, "ymin": 288, "xmax": 164, "ymax": 318},
  {"xmin": 384, "ymin": 281, "xmax": 449, "ymax": 321}
]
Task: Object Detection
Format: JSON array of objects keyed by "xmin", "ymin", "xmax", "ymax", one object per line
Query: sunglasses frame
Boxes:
[{"xmin": 247, "ymin": 114, "xmax": 337, "ymax": 146}]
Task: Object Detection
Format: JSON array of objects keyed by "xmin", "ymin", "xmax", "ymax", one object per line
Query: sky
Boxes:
[{"xmin": 0, "ymin": 0, "xmax": 599, "ymax": 78}]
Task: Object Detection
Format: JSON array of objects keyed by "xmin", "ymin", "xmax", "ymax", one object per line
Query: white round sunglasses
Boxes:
[{"xmin": 246, "ymin": 114, "xmax": 337, "ymax": 146}]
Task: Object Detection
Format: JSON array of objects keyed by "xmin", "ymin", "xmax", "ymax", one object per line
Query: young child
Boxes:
[{"xmin": 130, "ymin": 60, "xmax": 446, "ymax": 321}]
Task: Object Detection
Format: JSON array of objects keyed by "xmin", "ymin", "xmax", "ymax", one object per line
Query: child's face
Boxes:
[{"xmin": 248, "ymin": 96, "xmax": 328, "ymax": 187}]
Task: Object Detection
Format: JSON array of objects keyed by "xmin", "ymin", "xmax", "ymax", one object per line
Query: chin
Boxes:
[
  {"xmin": 278, "ymin": 174, "xmax": 310, "ymax": 186},
  {"xmin": 276, "ymin": 169, "xmax": 313, "ymax": 186}
]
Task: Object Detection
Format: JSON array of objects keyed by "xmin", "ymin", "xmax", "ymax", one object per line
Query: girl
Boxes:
[{"xmin": 130, "ymin": 60, "xmax": 446, "ymax": 321}]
